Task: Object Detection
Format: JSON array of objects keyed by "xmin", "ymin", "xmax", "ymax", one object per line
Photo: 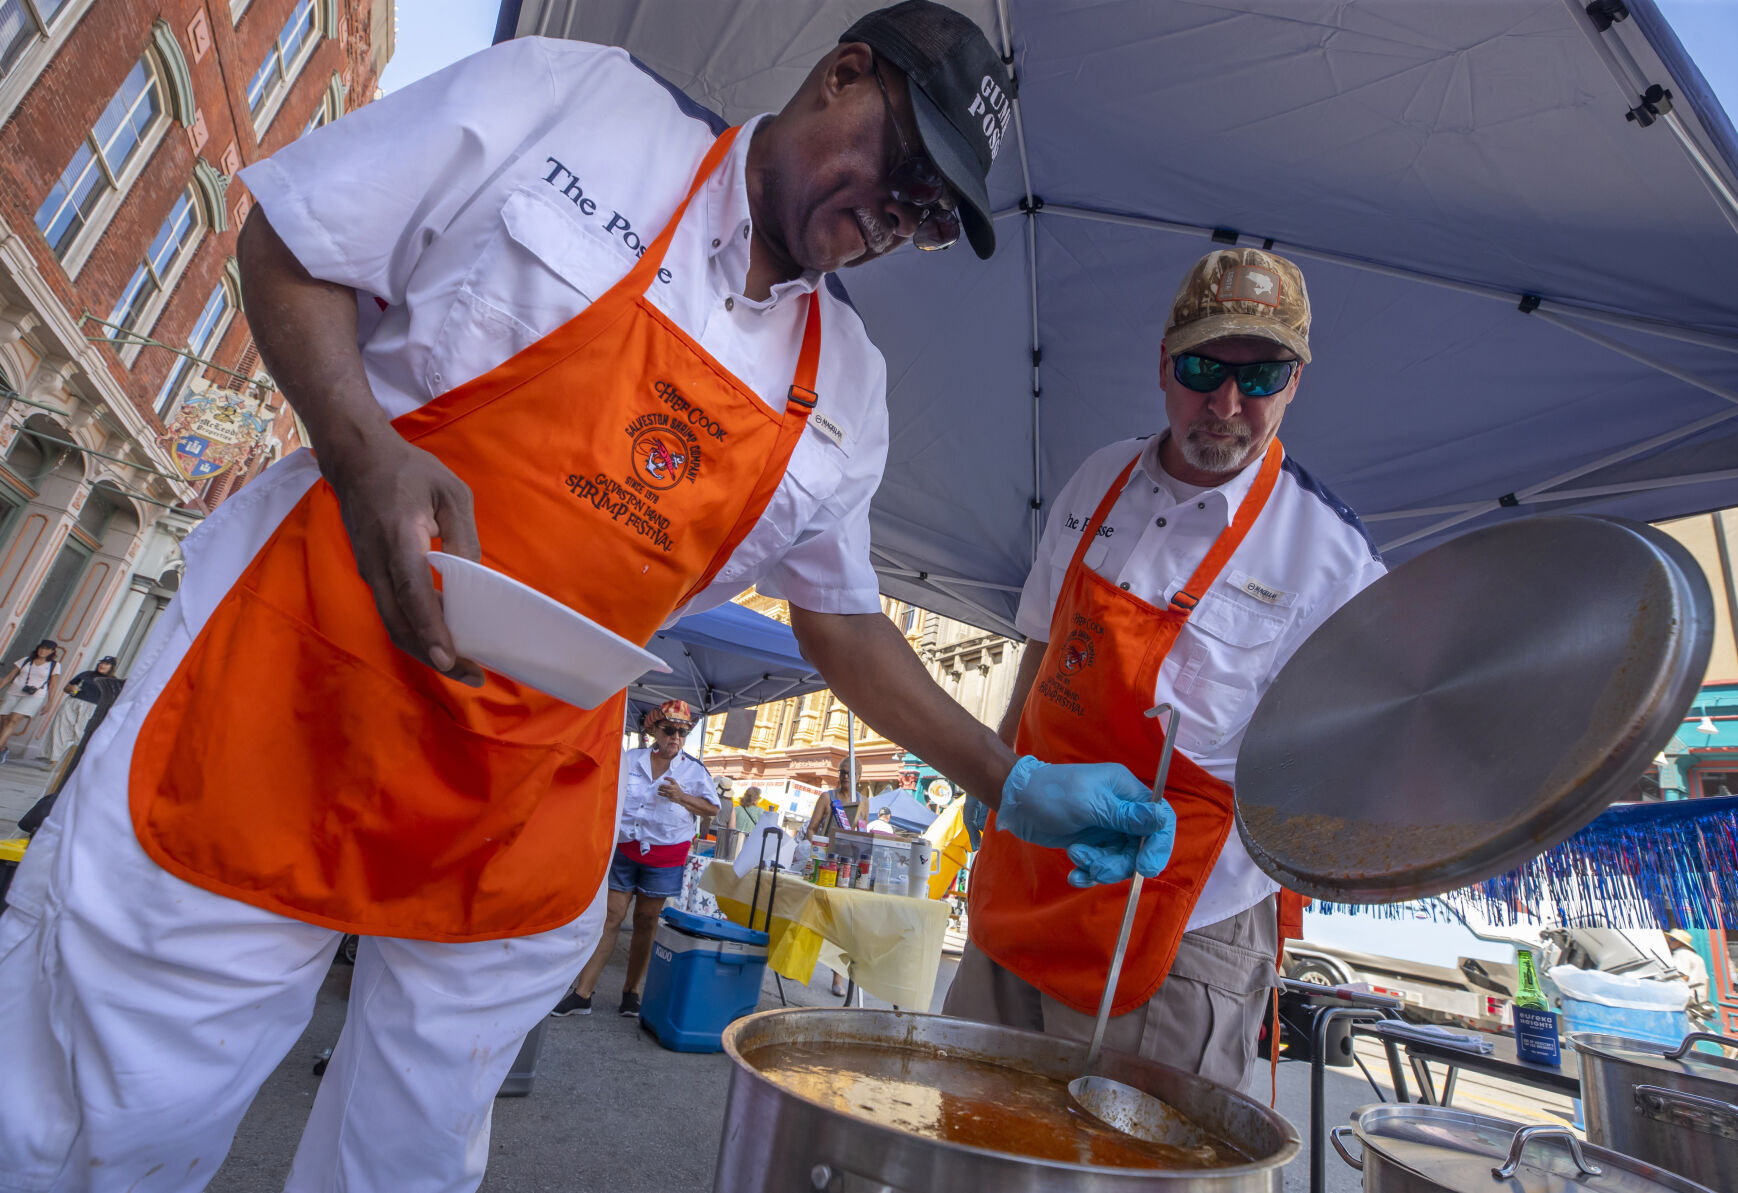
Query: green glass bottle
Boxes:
[
  {"xmin": 1512, "ymin": 947, "xmax": 1560, "ymax": 1065},
  {"xmin": 1514, "ymin": 948, "xmax": 1549, "ymax": 1011}
]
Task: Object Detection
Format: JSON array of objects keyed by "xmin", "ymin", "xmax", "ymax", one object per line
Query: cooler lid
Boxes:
[
  {"xmin": 1353, "ymin": 1106, "xmax": 1707, "ymax": 1193},
  {"xmin": 1570, "ymin": 1031, "xmax": 1738, "ymax": 1085},
  {"xmin": 660, "ymin": 907, "xmax": 769, "ymax": 946}
]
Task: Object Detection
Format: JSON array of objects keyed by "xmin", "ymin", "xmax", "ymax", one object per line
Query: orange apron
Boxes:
[
  {"xmin": 970, "ymin": 440, "xmax": 1283, "ymax": 1015},
  {"xmin": 129, "ymin": 127, "xmax": 819, "ymax": 942}
]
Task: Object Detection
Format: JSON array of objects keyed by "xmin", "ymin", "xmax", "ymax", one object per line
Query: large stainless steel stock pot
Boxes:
[
  {"xmin": 1572, "ymin": 1031, "xmax": 1738, "ymax": 1191},
  {"xmin": 712, "ymin": 1008, "xmax": 1299, "ymax": 1192}
]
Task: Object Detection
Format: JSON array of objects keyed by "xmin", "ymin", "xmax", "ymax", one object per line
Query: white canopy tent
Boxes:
[{"xmin": 497, "ymin": 0, "xmax": 1738, "ymax": 635}]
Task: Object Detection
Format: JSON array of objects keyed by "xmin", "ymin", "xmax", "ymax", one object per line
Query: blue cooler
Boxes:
[{"xmin": 639, "ymin": 908, "xmax": 769, "ymax": 1053}]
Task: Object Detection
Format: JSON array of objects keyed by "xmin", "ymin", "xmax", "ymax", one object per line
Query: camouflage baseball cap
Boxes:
[{"xmin": 1164, "ymin": 248, "xmax": 1312, "ymax": 364}]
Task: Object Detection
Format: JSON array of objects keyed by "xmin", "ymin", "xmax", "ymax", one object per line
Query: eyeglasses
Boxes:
[
  {"xmin": 650, "ymin": 723, "xmax": 688, "ymax": 738},
  {"xmin": 1171, "ymin": 352, "xmax": 1298, "ymax": 399},
  {"xmin": 871, "ymin": 59, "xmax": 961, "ymax": 252}
]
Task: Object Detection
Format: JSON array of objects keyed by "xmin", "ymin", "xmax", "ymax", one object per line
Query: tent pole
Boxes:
[
  {"xmin": 1379, "ymin": 403, "xmax": 1738, "ymax": 552},
  {"xmin": 1026, "ymin": 202, "xmax": 1738, "ymax": 355},
  {"xmin": 1368, "ymin": 467, "xmax": 1738, "ymax": 521},
  {"xmin": 1369, "ymin": 468, "xmax": 1738, "ymax": 525},
  {"xmin": 1027, "ymin": 207, "xmax": 1042, "ymax": 563},
  {"xmin": 870, "ymin": 547, "xmax": 1022, "ymax": 637},
  {"xmin": 992, "ymin": 0, "xmax": 1045, "ymax": 565},
  {"xmin": 1378, "ymin": 298, "xmax": 1738, "ymax": 551},
  {"xmin": 1566, "ymin": 0, "xmax": 1738, "ymax": 236},
  {"xmin": 847, "ymin": 711, "xmax": 858, "ymax": 827},
  {"xmin": 1528, "ymin": 308, "xmax": 1738, "ymax": 407}
]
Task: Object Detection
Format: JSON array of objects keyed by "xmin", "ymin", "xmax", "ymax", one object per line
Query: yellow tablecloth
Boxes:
[{"xmin": 699, "ymin": 860, "xmax": 949, "ymax": 1008}]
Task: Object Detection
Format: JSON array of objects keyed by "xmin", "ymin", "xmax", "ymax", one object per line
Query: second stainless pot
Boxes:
[
  {"xmin": 1572, "ymin": 1030, "xmax": 1738, "ymax": 1191},
  {"xmin": 1330, "ymin": 1105, "xmax": 1714, "ymax": 1192}
]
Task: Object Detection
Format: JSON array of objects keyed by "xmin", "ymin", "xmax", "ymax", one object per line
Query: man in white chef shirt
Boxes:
[
  {"xmin": 0, "ymin": 6, "xmax": 1175, "ymax": 1191},
  {"xmin": 947, "ymin": 249, "xmax": 1388, "ymax": 1092}
]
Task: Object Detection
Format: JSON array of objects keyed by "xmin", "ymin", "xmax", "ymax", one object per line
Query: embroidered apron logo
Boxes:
[
  {"xmin": 1058, "ymin": 630, "xmax": 1095, "ymax": 676},
  {"xmin": 633, "ymin": 427, "xmax": 693, "ymax": 489},
  {"xmin": 625, "ymin": 414, "xmax": 701, "ymax": 491}
]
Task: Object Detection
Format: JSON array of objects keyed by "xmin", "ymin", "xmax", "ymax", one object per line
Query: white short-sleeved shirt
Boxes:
[
  {"xmin": 1017, "ymin": 433, "xmax": 1387, "ymax": 929},
  {"xmin": 617, "ymin": 749, "xmax": 719, "ymax": 847},
  {"xmin": 10, "ymin": 658, "xmax": 55, "ymax": 691},
  {"xmin": 205, "ymin": 36, "xmax": 889, "ymax": 634}
]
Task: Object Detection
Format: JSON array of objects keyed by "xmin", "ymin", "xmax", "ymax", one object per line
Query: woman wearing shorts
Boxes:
[
  {"xmin": 0, "ymin": 639, "xmax": 60, "ymax": 764},
  {"xmin": 551, "ymin": 700, "xmax": 719, "ymax": 1018}
]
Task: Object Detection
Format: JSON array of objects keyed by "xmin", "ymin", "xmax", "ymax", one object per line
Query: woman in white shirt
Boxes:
[
  {"xmin": 0, "ymin": 639, "xmax": 60, "ymax": 764},
  {"xmin": 551, "ymin": 700, "xmax": 719, "ymax": 1018}
]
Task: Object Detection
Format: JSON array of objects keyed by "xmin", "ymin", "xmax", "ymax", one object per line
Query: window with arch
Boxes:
[
  {"xmin": 246, "ymin": 0, "xmax": 319, "ymax": 133},
  {"xmin": 33, "ymin": 52, "xmax": 165, "ymax": 266},
  {"xmin": 106, "ymin": 187, "xmax": 203, "ymax": 351},
  {"xmin": 154, "ymin": 280, "xmax": 235, "ymax": 417}
]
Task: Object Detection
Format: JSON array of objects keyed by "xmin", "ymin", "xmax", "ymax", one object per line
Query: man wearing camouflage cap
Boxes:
[{"xmin": 949, "ymin": 249, "xmax": 1388, "ymax": 1091}]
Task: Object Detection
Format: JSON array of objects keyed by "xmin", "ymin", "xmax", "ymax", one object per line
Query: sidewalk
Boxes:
[{"xmin": 0, "ymin": 754, "xmax": 57, "ymax": 836}]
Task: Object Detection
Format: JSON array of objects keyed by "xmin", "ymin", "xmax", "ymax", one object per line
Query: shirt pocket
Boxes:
[
  {"xmin": 713, "ymin": 429, "xmax": 847, "ymax": 588},
  {"xmin": 424, "ymin": 185, "xmax": 631, "ymax": 397},
  {"xmin": 1171, "ymin": 587, "xmax": 1292, "ymax": 755}
]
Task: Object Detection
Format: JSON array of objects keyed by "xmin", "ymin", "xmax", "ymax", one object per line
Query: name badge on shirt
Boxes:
[
  {"xmin": 809, "ymin": 410, "xmax": 848, "ymax": 452},
  {"xmin": 1228, "ymin": 568, "xmax": 1292, "ymax": 606}
]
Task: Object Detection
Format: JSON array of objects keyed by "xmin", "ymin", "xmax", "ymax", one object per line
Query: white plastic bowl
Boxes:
[{"xmin": 429, "ymin": 552, "xmax": 670, "ymax": 709}]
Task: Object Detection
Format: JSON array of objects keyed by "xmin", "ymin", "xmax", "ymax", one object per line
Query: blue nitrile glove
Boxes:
[{"xmin": 998, "ymin": 756, "xmax": 1177, "ymax": 887}]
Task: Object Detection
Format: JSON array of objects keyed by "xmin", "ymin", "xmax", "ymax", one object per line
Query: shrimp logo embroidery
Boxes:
[
  {"xmin": 1059, "ymin": 630, "xmax": 1095, "ymax": 676},
  {"xmin": 643, "ymin": 438, "xmax": 686, "ymax": 482},
  {"xmin": 631, "ymin": 425, "xmax": 697, "ymax": 490}
]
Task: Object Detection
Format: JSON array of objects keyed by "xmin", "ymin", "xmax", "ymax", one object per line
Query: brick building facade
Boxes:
[{"xmin": 0, "ymin": 0, "xmax": 392, "ymax": 756}]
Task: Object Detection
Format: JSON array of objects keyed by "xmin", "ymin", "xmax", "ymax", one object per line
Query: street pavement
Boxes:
[
  {"xmin": 207, "ymin": 933, "xmax": 1578, "ymax": 1193},
  {"xmin": 0, "ymin": 754, "xmax": 57, "ymax": 836}
]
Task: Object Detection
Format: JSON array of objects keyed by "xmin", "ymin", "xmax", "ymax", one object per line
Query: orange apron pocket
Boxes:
[{"xmin": 132, "ymin": 586, "xmax": 605, "ymax": 938}]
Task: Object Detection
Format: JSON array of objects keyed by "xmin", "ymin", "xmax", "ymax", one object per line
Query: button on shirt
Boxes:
[
  {"xmin": 1017, "ymin": 434, "xmax": 1387, "ymax": 929},
  {"xmin": 618, "ymin": 749, "xmax": 719, "ymax": 847},
  {"xmin": 211, "ymin": 37, "xmax": 888, "ymax": 635}
]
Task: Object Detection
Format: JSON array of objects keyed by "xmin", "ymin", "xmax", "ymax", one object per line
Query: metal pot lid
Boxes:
[
  {"xmin": 1571, "ymin": 1031, "xmax": 1738, "ymax": 1086},
  {"xmin": 1235, "ymin": 516, "xmax": 1713, "ymax": 902},
  {"xmin": 1352, "ymin": 1106, "xmax": 1712, "ymax": 1192}
]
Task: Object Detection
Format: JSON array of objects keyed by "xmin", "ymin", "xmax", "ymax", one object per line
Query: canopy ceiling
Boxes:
[
  {"xmin": 630, "ymin": 600, "xmax": 823, "ymax": 716},
  {"xmin": 502, "ymin": 0, "xmax": 1738, "ymax": 635}
]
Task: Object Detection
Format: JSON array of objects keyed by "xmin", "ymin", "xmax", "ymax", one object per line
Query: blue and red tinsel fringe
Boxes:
[{"xmin": 1312, "ymin": 795, "xmax": 1738, "ymax": 929}]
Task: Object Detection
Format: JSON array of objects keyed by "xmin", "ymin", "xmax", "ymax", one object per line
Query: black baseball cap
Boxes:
[{"xmin": 840, "ymin": 1, "xmax": 1015, "ymax": 259}]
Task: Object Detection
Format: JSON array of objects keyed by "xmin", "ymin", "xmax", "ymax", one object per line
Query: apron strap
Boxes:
[
  {"xmin": 620, "ymin": 125, "xmax": 744, "ymax": 293},
  {"xmin": 1164, "ymin": 439, "xmax": 1284, "ymax": 618},
  {"xmin": 1063, "ymin": 453, "xmax": 1142, "ymax": 579},
  {"xmin": 677, "ymin": 293, "xmax": 821, "ymax": 606}
]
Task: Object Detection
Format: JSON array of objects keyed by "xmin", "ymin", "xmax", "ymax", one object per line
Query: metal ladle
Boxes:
[{"xmin": 1067, "ymin": 704, "xmax": 1216, "ymax": 1153}]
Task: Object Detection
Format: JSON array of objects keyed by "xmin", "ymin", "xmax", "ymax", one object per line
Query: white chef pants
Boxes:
[{"xmin": 0, "ymin": 604, "xmax": 607, "ymax": 1193}]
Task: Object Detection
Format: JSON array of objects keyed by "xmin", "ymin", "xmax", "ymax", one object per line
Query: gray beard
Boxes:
[{"xmin": 1179, "ymin": 425, "xmax": 1255, "ymax": 473}]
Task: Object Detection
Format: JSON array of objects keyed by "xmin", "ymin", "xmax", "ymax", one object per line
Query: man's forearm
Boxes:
[
  {"xmin": 789, "ymin": 607, "xmax": 1017, "ymax": 809},
  {"xmin": 236, "ymin": 209, "xmax": 396, "ymax": 475}
]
